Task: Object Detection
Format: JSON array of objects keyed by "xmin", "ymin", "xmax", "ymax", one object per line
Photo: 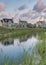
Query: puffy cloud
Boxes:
[
  {"xmin": 33, "ymin": 0, "xmax": 46, "ymax": 12},
  {"xmin": 0, "ymin": 11, "xmax": 15, "ymax": 20},
  {"xmin": 18, "ymin": 4, "xmax": 27, "ymax": 11},
  {"xmin": 20, "ymin": 10, "xmax": 32, "ymax": 18},
  {"xmin": 0, "ymin": 2, "xmax": 5, "ymax": 11}
]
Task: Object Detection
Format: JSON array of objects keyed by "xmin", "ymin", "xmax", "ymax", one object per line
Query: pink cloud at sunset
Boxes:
[
  {"xmin": 33, "ymin": 0, "xmax": 46, "ymax": 12},
  {"xmin": 0, "ymin": 2, "xmax": 5, "ymax": 11}
]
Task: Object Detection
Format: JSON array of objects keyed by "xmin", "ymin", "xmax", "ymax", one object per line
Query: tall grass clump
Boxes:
[{"xmin": 35, "ymin": 40, "xmax": 46, "ymax": 65}]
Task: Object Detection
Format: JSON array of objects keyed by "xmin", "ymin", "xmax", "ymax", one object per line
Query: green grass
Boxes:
[
  {"xmin": 0, "ymin": 28, "xmax": 46, "ymax": 38},
  {"xmin": 35, "ymin": 40, "xmax": 46, "ymax": 65}
]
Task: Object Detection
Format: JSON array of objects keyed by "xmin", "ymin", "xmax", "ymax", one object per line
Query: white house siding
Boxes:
[
  {"xmin": 40, "ymin": 22, "xmax": 46, "ymax": 28},
  {"xmin": 36, "ymin": 21, "xmax": 46, "ymax": 28}
]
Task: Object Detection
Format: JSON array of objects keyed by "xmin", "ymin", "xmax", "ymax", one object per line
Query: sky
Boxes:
[
  {"xmin": 0, "ymin": 0, "xmax": 46, "ymax": 12},
  {"xmin": 0, "ymin": 0, "xmax": 37, "ymax": 11},
  {"xmin": 0, "ymin": 0, "xmax": 46, "ymax": 23}
]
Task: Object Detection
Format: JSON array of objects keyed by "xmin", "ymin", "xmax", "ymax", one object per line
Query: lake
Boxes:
[{"xmin": 0, "ymin": 32, "xmax": 46, "ymax": 65}]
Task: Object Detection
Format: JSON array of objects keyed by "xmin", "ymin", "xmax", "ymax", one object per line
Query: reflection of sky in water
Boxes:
[{"xmin": 0, "ymin": 36, "xmax": 38, "ymax": 61}]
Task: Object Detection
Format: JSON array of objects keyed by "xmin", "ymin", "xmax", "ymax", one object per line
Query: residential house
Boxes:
[
  {"xmin": 35, "ymin": 16, "xmax": 46, "ymax": 28},
  {"xmin": 19, "ymin": 19, "xmax": 27, "ymax": 28},
  {"xmin": 11, "ymin": 23, "xmax": 19, "ymax": 28},
  {"xmin": 2, "ymin": 18, "xmax": 13, "ymax": 28},
  {"xmin": 40, "ymin": 21, "xmax": 46, "ymax": 28},
  {"xmin": 35, "ymin": 21, "xmax": 46, "ymax": 28}
]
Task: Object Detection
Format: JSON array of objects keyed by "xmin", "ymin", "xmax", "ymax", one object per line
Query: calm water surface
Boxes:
[{"xmin": 0, "ymin": 33, "xmax": 46, "ymax": 65}]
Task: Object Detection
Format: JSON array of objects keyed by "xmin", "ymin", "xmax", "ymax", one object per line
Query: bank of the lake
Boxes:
[{"xmin": 0, "ymin": 28, "xmax": 46, "ymax": 38}]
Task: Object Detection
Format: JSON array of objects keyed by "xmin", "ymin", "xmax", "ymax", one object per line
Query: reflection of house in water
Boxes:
[
  {"xmin": 19, "ymin": 36, "xmax": 27, "ymax": 42},
  {"xmin": 19, "ymin": 35, "xmax": 31, "ymax": 43},
  {"xmin": 2, "ymin": 38, "xmax": 14, "ymax": 45},
  {"xmin": 19, "ymin": 33, "xmax": 39, "ymax": 43}
]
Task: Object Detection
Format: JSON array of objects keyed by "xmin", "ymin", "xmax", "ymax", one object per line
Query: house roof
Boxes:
[
  {"xmin": 19, "ymin": 19, "xmax": 27, "ymax": 23},
  {"xmin": 3, "ymin": 18, "xmax": 13, "ymax": 23}
]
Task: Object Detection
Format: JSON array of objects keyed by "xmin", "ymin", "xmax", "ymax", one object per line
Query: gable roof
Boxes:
[{"xmin": 3, "ymin": 18, "xmax": 13, "ymax": 23}]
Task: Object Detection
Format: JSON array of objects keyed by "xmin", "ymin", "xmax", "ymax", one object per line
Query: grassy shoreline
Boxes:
[{"xmin": 0, "ymin": 28, "xmax": 46, "ymax": 39}]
